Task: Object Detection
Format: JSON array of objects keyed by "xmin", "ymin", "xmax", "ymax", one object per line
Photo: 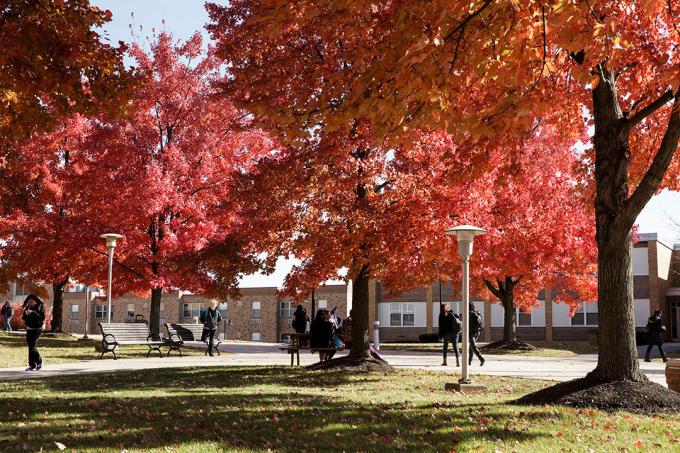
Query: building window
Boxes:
[
  {"xmin": 251, "ymin": 332, "xmax": 261, "ymax": 341},
  {"xmin": 127, "ymin": 303, "xmax": 135, "ymax": 319},
  {"xmin": 159, "ymin": 302, "xmax": 166, "ymax": 320},
  {"xmin": 250, "ymin": 317, "xmax": 262, "ymax": 325},
  {"xmin": 571, "ymin": 303, "xmax": 598, "ymax": 326},
  {"xmin": 318, "ymin": 299, "xmax": 328, "ymax": 310},
  {"xmin": 516, "ymin": 309, "xmax": 532, "ymax": 326},
  {"xmin": 251, "ymin": 301, "xmax": 261, "ymax": 318},
  {"xmin": 95, "ymin": 304, "xmax": 107, "ymax": 320},
  {"xmin": 182, "ymin": 303, "xmax": 201, "ymax": 319},
  {"xmin": 390, "ymin": 303, "xmax": 415, "ymax": 327},
  {"xmin": 280, "ymin": 333, "xmax": 292, "ymax": 343},
  {"xmin": 70, "ymin": 304, "xmax": 79, "ymax": 320},
  {"xmin": 279, "ymin": 301, "xmax": 294, "ymax": 318},
  {"xmin": 218, "ymin": 302, "xmax": 228, "ymax": 320}
]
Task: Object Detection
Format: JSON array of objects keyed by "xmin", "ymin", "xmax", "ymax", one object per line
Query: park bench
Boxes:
[
  {"xmin": 98, "ymin": 322, "xmax": 165, "ymax": 360},
  {"xmin": 164, "ymin": 323, "xmax": 223, "ymax": 356},
  {"xmin": 279, "ymin": 333, "xmax": 343, "ymax": 366}
]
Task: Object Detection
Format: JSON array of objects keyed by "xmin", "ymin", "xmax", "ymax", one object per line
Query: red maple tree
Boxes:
[{"xmin": 207, "ymin": 0, "xmax": 679, "ymax": 384}]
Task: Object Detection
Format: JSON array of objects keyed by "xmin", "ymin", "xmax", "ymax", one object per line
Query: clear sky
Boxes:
[{"xmin": 91, "ymin": 0, "xmax": 680, "ymax": 287}]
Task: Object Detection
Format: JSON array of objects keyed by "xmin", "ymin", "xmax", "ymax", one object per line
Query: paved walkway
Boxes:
[{"xmin": 0, "ymin": 342, "xmax": 670, "ymax": 385}]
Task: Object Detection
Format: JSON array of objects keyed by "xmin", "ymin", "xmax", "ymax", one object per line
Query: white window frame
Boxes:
[
  {"xmin": 127, "ymin": 303, "xmax": 135, "ymax": 319},
  {"xmin": 571, "ymin": 302, "xmax": 598, "ymax": 326},
  {"xmin": 70, "ymin": 304, "xmax": 79, "ymax": 320},
  {"xmin": 389, "ymin": 303, "xmax": 415, "ymax": 327},
  {"xmin": 318, "ymin": 299, "xmax": 328, "ymax": 310},
  {"xmin": 94, "ymin": 304, "xmax": 107, "ymax": 320},
  {"xmin": 251, "ymin": 301, "xmax": 261, "ymax": 318},
  {"xmin": 516, "ymin": 308, "xmax": 532, "ymax": 326},
  {"xmin": 251, "ymin": 332, "xmax": 261, "ymax": 341},
  {"xmin": 183, "ymin": 303, "xmax": 201, "ymax": 319},
  {"xmin": 279, "ymin": 301, "xmax": 294, "ymax": 318}
]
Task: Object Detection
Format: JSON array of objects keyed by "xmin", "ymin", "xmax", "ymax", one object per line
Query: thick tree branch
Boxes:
[
  {"xmin": 625, "ymin": 89, "xmax": 674, "ymax": 131},
  {"xmin": 484, "ymin": 278, "xmax": 504, "ymax": 300},
  {"xmin": 626, "ymin": 93, "xmax": 680, "ymax": 223}
]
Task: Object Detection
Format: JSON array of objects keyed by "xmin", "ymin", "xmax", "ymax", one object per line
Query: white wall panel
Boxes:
[
  {"xmin": 552, "ymin": 302, "xmax": 573, "ymax": 327},
  {"xmin": 634, "ymin": 299, "xmax": 650, "ymax": 327},
  {"xmin": 632, "ymin": 247, "xmax": 649, "ymax": 275}
]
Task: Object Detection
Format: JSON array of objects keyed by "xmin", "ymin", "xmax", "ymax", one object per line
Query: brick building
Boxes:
[
  {"xmin": 370, "ymin": 233, "xmax": 680, "ymax": 343},
  {"xmin": 31, "ymin": 284, "xmax": 351, "ymax": 343}
]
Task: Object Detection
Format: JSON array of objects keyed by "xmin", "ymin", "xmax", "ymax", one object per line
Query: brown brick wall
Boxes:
[
  {"xmin": 490, "ymin": 327, "xmax": 546, "ymax": 342},
  {"xmin": 552, "ymin": 327, "xmax": 598, "ymax": 342}
]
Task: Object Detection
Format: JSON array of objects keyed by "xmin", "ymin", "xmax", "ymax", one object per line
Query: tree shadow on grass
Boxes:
[
  {"xmin": 0, "ymin": 380, "xmax": 548, "ymax": 452},
  {"xmin": 25, "ymin": 366, "xmax": 383, "ymax": 395}
]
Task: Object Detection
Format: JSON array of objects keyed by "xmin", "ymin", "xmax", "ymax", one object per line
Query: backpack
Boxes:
[
  {"xmin": 452, "ymin": 314, "xmax": 462, "ymax": 334},
  {"xmin": 470, "ymin": 311, "xmax": 484, "ymax": 332}
]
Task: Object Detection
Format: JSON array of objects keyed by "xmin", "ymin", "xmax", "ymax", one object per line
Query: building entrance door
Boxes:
[{"xmin": 670, "ymin": 301, "xmax": 680, "ymax": 341}]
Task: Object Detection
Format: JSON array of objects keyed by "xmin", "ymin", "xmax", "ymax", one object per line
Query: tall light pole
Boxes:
[
  {"xmin": 445, "ymin": 225, "xmax": 486, "ymax": 389},
  {"xmin": 100, "ymin": 233, "xmax": 123, "ymax": 323}
]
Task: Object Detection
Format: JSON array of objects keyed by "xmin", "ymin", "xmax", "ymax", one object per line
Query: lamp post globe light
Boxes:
[
  {"xmin": 444, "ymin": 225, "xmax": 486, "ymax": 390},
  {"xmin": 100, "ymin": 233, "xmax": 123, "ymax": 323}
]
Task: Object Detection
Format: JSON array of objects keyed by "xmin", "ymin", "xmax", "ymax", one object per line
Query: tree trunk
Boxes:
[
  {"xmin": 590, "ymin": 67, "xmax": 643, "ymax": 381},
  {"xmin": 149, "ymin": 286, "xmax": 162, "ymax": 334},
  {"xmin": 484, "ymin": 276, "xmax": 519, "ymax": 343},
  {"xmin": 502, "ymin": 297, "xmax": 516, "ymax": 342},
  {"xmin": 350, "ymin": 263, "xmax": 370, "ymax": 359},
  {"xmin": 50, "ymin": 276, "xmax": 69, "ymax": 332}
]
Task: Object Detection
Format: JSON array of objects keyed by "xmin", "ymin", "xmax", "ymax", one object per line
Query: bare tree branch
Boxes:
[
  {"xmin": 625, "ymin": 89, "xmax": 674, "ymax": 132},
  {"xmin": 626, "ymin": 93, "xmax": 680, "ymax": 223}
]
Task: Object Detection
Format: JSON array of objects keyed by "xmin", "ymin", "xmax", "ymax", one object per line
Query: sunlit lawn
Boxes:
[
  {"xmin": 380, "ymin": 341, "xmax": 598, "ymax": 357},
  {"xmin": 0, "ymin": 332, "xmax": 201, "ymax": 368},
  {"xmin": 1, "ymin": 366, "xmax": 678, "ymax": 452}
]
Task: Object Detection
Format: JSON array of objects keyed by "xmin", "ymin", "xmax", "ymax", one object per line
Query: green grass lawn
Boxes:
[
  {"xmin": 0, "ymin": 366, "xmax": 677, "ymax": 452},
  {"xmin": 0, "ymin": 332, "xmax": 202, "ymax": 368},
  {"xmin": 380, "ymin": 341, "xmax": 598, "ymax": 357}
]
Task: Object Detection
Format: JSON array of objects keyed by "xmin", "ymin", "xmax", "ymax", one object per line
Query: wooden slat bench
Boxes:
[
  {"xmin": 164, "ymin": 323, "xmax": 222, "ymax": 356},
  {"xmin": 98, "ymin": 322, "xmax": 165, "ymax": 360}
]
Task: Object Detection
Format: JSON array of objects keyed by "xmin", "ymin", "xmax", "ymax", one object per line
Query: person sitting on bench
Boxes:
[{"xmin": 309, "ymin": 309, "xmax": 335, "ymax": 362}]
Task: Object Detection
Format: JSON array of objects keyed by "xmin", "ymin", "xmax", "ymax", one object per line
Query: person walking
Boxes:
[
  {"xmin": 468, "ymin": 303, "xmax": 485, "ymax": 366},
  {"xmin": 22, "ymin": 295, "xmax": 46, "ymax": 371},
  {"xmin": 644, "ymin": 310, "xmax": 667, "ymax": 362},
  {"xmin": 199, "ymin": 299, "xmax": 222, "ymax": 356},
  {"xmin": 2, "ymin": 301, "xmax": 14, "ymax": 332},
  {"xmin": 438, "ymin": 304, "xmax": 461, "ymax": 367},
  {"xmin": 292, "ymin": 304, "xmax": 308, "ymax": 334}
]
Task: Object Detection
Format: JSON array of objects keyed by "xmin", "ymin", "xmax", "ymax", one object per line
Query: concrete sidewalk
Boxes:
[{"xmin": 0, "ymin": 342, "xmax": 669, "ymax": 386}]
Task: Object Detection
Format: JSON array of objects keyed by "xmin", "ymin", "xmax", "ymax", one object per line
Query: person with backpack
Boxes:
[
  {"xmin": 22, "ymin": 295, "xmax": 46, "ymax": 371},
  {"xmin": 310, "ymin": 309, "xmax": 335, "ymax": 362},
  {"xmin": 2, "ymin": 301, "xmax": 14, "ymax": 332},
  {"xmin": 438, "ymin": 304, "xmax": 461, "ymax": 366},
  {"xmin": 644, "ymin": 310, "xmax": 667, "ymax": 362},
  {"xmin": 468, "ymin": 303, "xmax": 485, "ymax": 366},
  {"xmin": 199, "ymin": 299, "xmax": 222, "ymax": 356}
]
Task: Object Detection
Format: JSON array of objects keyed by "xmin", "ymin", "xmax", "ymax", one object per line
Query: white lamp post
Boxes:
[
  {"xmin": 100, "ymin": 233, "xmax": 123, "ymax": 323},
  {"xmin": 445, "ymin": 225, "xmax": 486, "ymax": 387}
]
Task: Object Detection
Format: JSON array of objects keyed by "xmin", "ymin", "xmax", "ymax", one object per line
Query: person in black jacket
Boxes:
[
  {"xmin": 644, "ymin": 310, "xmax": 667, "ymax": 362},
  {"xmin": 468, "ymin": 303, "xmax": 485, "ymax": 366},
  {"xmin": 438, "ymin": 304, "xmax": 461, "ymax": 367},
  {"xmin": 199, "ymin": 300, "xmax": 222, "ymax": 356},
  {"xmin": 292, "ymin": 305, "xmax": 308, "ymax": 334},
  {"xmin": 309, "ymin": 309, "xmax": 335, "ymax": 362},
  {"xmin": 22, "ymin": 295, "xmax": 46, "ymax": 371}
]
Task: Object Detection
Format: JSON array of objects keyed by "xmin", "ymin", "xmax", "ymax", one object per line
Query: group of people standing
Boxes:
[
  {"xmin": 438, "ymin": 303, "xmax": 485, "ymax": 367},
  {"xmin": 292, "ymin": 305, "xmax": 353, "ymax": 362}
]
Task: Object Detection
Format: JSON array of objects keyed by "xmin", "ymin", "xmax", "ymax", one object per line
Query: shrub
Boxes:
[{"xmin": 419, "ymin": 333, "xmax": 440, "ymax": 343}]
